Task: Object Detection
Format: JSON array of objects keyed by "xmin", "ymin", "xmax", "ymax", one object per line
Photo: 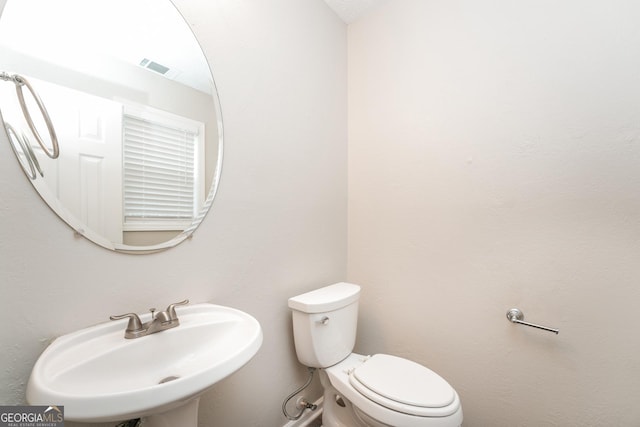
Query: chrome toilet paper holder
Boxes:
[{"xmin": 506, "ymin": 308, "xmax": 559, "ymax": 335}]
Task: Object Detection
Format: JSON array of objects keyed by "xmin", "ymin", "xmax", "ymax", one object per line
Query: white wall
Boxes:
[
  {"xmin": 348, "ymin": 1, "xmax": 640, "ymax": 425},
  {"xmin": 0, "ymin": 0, "xmax": 346, "ymax": 426}
]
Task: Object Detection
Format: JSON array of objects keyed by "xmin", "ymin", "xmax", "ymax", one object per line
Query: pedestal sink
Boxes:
[{"xmin": 26, "ymin": 303, "xmax": 263, "ymax": 426}]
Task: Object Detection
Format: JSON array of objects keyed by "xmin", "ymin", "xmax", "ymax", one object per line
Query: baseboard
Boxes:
[{"xmin": 282, "ymin": 396, "xmax": 323, "ymax": 427}]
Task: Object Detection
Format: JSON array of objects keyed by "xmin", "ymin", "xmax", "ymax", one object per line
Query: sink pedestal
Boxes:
[{"xmin": 143, "ymin": 398, "xmax": 199, "ymax": 427}]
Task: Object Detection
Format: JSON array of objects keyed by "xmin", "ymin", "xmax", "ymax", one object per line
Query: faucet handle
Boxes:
[
  {"xmin": 166, "ymin": 299, "xmax": 189, "ymax": 321},
  {"xmin": 109, "ymin": 313, "xmax": 143, "ymax": 333}
]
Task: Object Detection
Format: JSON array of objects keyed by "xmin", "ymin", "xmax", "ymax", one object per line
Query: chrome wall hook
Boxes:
[{"xmin": 506, "ymin": 308, "xmax": 559, "ymax": 335}]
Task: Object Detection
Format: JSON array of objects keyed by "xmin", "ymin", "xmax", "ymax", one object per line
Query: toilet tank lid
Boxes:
[{"xmin": 288, "ymin": 282, "xmax": 361, "ymax": 313}]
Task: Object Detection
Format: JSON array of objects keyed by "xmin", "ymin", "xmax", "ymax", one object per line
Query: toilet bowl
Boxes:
[{"xmin": 288, "ymin": 283, "xmax": 463, "ymax": 427}]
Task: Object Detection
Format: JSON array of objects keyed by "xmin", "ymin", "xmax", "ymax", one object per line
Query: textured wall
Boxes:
[
  {"xmin": 0, "ymin": 1, "xmax": 346, "ymax": 426},
  {"xmin": 348, "ymin": 1, "xmax": 640, "ymax": 425}
]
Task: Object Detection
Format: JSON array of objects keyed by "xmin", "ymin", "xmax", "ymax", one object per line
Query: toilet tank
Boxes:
[{"xmin": 288, "ymin": 282, "xmax": 360, "ymax": 368}]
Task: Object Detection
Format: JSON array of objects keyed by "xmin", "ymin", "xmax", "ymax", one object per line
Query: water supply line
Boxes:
[{"xmin": 282, "ymin": 367, "xmax": 318, "ymax": 421}]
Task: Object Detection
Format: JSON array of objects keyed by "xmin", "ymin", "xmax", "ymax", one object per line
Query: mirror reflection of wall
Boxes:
[{"xmin": 0, "ymin": 0, "xmax": 223, "ymax": 252}]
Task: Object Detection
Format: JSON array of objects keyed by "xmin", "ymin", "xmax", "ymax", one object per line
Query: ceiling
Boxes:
[
  {"xmin": 322, "ymin": 0, "xmax": 388, "ymax": 24},
  {"xmin": 0, "ymin": 0, "xmax": 212, "ymax": 93}
]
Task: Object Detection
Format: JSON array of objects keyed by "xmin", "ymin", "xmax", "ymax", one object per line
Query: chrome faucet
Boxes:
[{"xmin": 110, "ymin": 299, "xmax": 189, "ymax": 339}]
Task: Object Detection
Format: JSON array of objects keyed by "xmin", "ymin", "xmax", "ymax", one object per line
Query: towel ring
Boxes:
[
  {"xmin": 13, "ymin": 74, "xmax": 60, "ymax": 159},
  {"xmin": 4, "ymin": 122, "xmax": 40, "ymax": 180},
  {"xmin": 18, "ymin": 126, "xmax": 44, "ymax": 177}
]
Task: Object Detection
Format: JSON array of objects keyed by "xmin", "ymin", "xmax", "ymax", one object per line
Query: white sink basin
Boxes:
[{"xmin": 27, "ymin": 303, "xmax": 263, "ymax": 423}]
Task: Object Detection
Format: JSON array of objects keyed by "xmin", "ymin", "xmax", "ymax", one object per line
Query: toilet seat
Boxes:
[
  {"xmin": 348, "ymin": 354, "xmax": 458, "ymax": 417},
  {"xmin": 325, "ymin": 353, "xmax": 462, "ymax": 426}
]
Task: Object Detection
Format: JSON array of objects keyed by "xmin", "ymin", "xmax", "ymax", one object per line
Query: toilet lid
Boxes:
[{"xmin": 350, "ymin": 354, "xmax": 455, "ymax": 411}]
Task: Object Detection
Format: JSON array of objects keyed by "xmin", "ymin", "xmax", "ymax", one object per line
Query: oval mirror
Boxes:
[{"xmin": 0, "ymin": 0, "xmax": 223, "ymax": 253}]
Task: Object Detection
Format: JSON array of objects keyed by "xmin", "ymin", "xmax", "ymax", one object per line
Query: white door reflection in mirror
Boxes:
[{"xmin": 43, "ymin": 82, "xmax": 124, "ymax": 244}]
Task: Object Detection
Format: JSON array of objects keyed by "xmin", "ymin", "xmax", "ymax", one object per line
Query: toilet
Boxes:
[{"xmin": 288, "ymin": 282, "xmax": 463, "ymax": 427}]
